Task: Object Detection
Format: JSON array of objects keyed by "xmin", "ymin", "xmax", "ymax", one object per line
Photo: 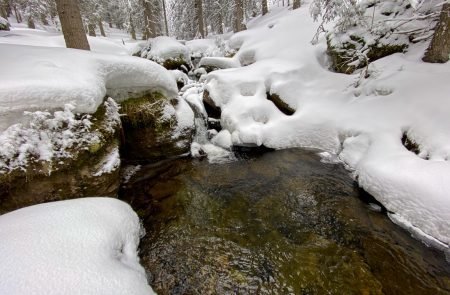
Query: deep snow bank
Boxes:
[
  {"xmin": 0, "ymin": 43, "xmax": 178, "ymax": 130},
  {"xmin": 203, "ymin": 4, "xmax": 450, "ymax": 249},
  {"xmin": 0, "ymin": 197, "xmax": 155, "ymax": 295}
]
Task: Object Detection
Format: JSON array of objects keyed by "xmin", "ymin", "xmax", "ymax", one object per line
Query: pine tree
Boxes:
[
  {"xmin": 195, "ymin": 0, "xmax": 205, "ymax": 38},
  {"xmin": 262, "ymin": 0, "xmax": 268, "ymax": 15},
  {"xmin": 55, "ymin": 0, "xmax": 90, "ymax": 50},
  {"xmin": 423, "ymin": 3, "xmax": 449, "ymax": 63}
]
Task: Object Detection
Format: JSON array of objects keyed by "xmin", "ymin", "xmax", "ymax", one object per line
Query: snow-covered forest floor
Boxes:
[{"xmin": 0, "ymin": 0, "xmax": 449, "ymax": 293}]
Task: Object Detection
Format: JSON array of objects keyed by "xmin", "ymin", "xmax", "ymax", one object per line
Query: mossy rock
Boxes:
[
  {"xmin": 162, "ymin": 57, "xmax": 191, "ymax": 73},
  {"xmin": 327, "ymin": 34, "xmax": 407, "ymax": 74},
  {"xmin": 0, "ymin": 17, "xmax": 10, "ymax": 31},
  {"xmin": 120, "ymin": 93, "xmax": 193, "ymax": 162},
  {"xmin": 0, "ymin": 99, "xmax": 122, "ymax": 214}
]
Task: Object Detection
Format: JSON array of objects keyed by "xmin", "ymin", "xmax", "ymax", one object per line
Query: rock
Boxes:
[
  {"xmin": 0, "ymin": 99, "xmax": 122, "ymax": 213},
  {"xmin": 0, "ymin": 17, "xmax": 10, "ymax": 31},
  {"xmin": 202, "ymin": 90, "xmax": 221, "ymax": 119},
  {"xmin": 327, "ymin": 35, "xmax": 407, "ymax": 74},
  {"xmin": 120, "ymin": 93, "xmax": 193, "ymax": 163}
]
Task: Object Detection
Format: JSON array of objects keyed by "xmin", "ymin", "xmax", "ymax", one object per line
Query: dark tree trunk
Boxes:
[
  {"xmin": 262, "ymin": 0, "xmax": 268, "ymax": 15},
  {"xmin": 234, "ymin": 0, "xmax": 245, "ymax": 32},
  {"xmin": 88, "ymin": 23, "xmax": 96, "ymax": 36},
  {"xmin": 142, "ymin": 0, "xmax": 156, "ymax": 39},
  {"xmin": 162, "ymin": 0, "xmax": 169, "ymax": 36},
  {"xmin": 0, "ymin": 0, "xmax": 7, "ymax": 19},
  {"xmin": 13, "ymin": 4, "xmax": 22, "ymax": 23},
  {"xmin": 55, "ymin": 0, "xmax": 90, "ymax": 50},
  {"xmin": 195, "ymin": 0, "xmax": 204, "ymax": 38},
  {"xmin": 293, "ymin": 0, "xmax": 301, "ymax": 9},
  {"xmin": 423, "ymin": 3, "xmax": 450, "ymax": 63},
  {"xmin": 41, "ymin": 14, "xmax": 49, "ymax": 25},
  {"xmin": 98, "ymin": 20, "xmax": 106, "ymax": 37},
  {"xmin": 27, "ymin": 17, "xmax": 35, "ymax": 29},
  {"xmin": 130, "ymin": 15, "xmax": 136, "ymax": 40},
  {"xmin": 217, "ymin": 10, "xmax": 223, "ymax": 34}
]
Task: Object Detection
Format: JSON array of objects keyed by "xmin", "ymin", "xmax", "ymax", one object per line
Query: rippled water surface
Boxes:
[{"xmin": 120, "ymin": 149, "xmax": 450, "ymax": 294}]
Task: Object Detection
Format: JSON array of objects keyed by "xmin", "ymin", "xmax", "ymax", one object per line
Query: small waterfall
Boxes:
[{"xmin": 180, "ymin": 82, "xmax": 234, "ymax": 163}]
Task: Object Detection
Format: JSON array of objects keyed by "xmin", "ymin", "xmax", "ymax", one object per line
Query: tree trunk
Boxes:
[
  {"xmin": 12, "ymin": 4, "xmax": 21, "ymax": 23},
  {"xmin": 55, "ymin": 0, "xmax": 90, "ymax": 50},
  {"xmin": 234, "ymin": 0, "xmax": 245, "ymax": 32},
  {"xmin": 162, "ymin": 0, "xmax": 169, "ymax": 36},
  {"xmin": 195, "ymin": 0, "xmax": 204, "ymax": 38},
  {"xmin": 0, "ymin": 1, "xmax": 7, "ymax": 19},
  {"xmin": 41, "ymin": 14, "xmax": 49, "ymax": 25},
  {"xmin": 27, "ymin": 17, "xmax": 35, "ymax": 29},
  {"xmin": 88, "ymin": 23, "xmax": 96, "ymax": 37},
  {"xmin": 142, "ymin": 0, "xmax": 155, "ymax": 39},
  {"xmin": 423, "ymin": 3, "xmax": 450, "ymax": 63},
  {"xmin": 130, "ymin": 15, "xmax": 136, "ymax": 40},
  {"xmin": 293, "ymin": 0, "xmax": 300, "ymax": 9},
  {"xmin": 98, "ymin": 20, "xmax": 106, "ymax": 37},
  {"xmin": 218, "ymin": 10, "xmax": 224, "ymax": 34},
  {"xmin": 262, "ymin": 0, "xmax": 268, "ymax": 15}
]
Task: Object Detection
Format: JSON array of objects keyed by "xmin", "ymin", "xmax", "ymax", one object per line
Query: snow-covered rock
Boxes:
[
  {"xmin": 203, "ymin": 5, "xmax": 450, "ymax": 249},
  {"xmin": 0, "ymin": 43, "xmax": 178, "ymax": 131},
  {"xmin": 198, "ymin": 57, "xmax": 241, "ymax": 72},
  {"xmin": 0, "ymin": 17, "xmax": 9, "ymax": 31},
  {"xmin": 140, "ymin": 36, "xmax": 191, "ymax": 70},
  {"xmin": 0, "ymin": 197, "xmax": 155, "ymax": 295}
]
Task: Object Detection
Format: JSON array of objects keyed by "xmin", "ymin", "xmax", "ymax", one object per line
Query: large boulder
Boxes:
[
  {"xmin": 120, "ymin": 92, "xmax": 194, "ymax": 163},
  {"xmin": 138, "ymin": 36, "xmax": 192, "ymax": 72},
  {"xmin": 0, "ymin": 98, "xmax": 122, "ymax": 213}
]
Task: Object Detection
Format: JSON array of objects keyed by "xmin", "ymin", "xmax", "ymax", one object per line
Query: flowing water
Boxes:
[{"xmin": 120, "ymin": 148, "xmax": 450, "ymax": 294}]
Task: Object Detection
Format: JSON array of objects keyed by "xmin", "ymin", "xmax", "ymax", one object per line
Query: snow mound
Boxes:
[
  {"xmin": 203, "ymin": 5, "xmax": 450, "ymax": 249},
  {"xmin": 0, "ymin": 197, "xmax": 155, "ymax": 295},
  {"xmin": 0, "ymin": 43, "xmax": 178, "ymax": 130},
  {"xmin": 141, "ymin": 36, "xmax": 190, "ymax": 65},
  {"xmin": 199, "ymin": 57, "xmax": 241, "ymax": 70},
  {"xmin": 0, "ymin": 27, "xmax": 131, "ymax": 55}
]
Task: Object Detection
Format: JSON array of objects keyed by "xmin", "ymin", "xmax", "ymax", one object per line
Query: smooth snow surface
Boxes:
[
  {"xmin": 141, "ymin": 36, "xmax": 190, "ymax": 64},
  {"xmin": 204, "ymin": 4, "xmax": 450, "ymax": 249},
  {"xmin": 0, "ymin": 198, "xmax": 155, "ymax": 295}
]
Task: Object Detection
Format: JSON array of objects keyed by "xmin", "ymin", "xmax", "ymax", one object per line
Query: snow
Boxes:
[
  {"xmin": 93, "ymin": 147, "xmax": 121, "ymax": 177},
  {"xmin": 202, "ymin": 3, "xmax": 450, "ymax": 249},
  {"xmin": 0, "ymin": 98, "xmax": 121, "ymax": 174},
  {"xmin": 0, "ymin": 43, "xmax": 178, "ymax": 130},
  {"xmin": 140, "ymin": 36, "xmax": 190, "ymax": 65},
  {"xmin": 186, "ymin": 38, "xmax": 218, "ymax": 58},
  {"xmin": 199, "ymin": 57, "xmax": 241, "ymax": 70},
  {"xmin": 0, "ymin": 197, "xmax": 155, "ymax": 295},
  {"xmin": 0, "ymin": 27, "xmax": 132, "ymax": 55}
]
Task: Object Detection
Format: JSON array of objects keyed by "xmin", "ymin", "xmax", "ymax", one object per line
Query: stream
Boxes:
[{"xmin": 120, "ymin": 147, "xmax": 450, "ymax": 294}]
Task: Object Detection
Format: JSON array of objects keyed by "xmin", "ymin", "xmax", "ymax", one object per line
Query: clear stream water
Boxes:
[{"xmin": 120, "ymin": 148, "xmax": 450, "ymax": 294}]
